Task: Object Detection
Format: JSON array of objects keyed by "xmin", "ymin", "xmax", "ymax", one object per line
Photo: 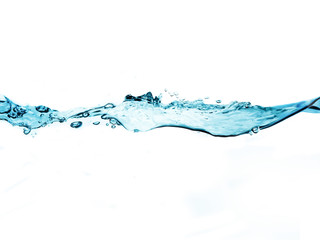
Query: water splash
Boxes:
[{"xmin": 0, "ymin": 92, "xmax": 319, "ymax": 137}]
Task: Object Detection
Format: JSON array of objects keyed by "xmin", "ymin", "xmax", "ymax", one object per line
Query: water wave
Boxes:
[{"xmin": 0, "ymin": 92, "xmax": 319, "ymax": 137}]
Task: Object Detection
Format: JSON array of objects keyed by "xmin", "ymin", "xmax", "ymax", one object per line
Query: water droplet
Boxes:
[
  {"xmin": 31, "ymin": 131, "xmax": 37, "ymax": 137},
  {"xmin": 70, "ymin": 121, "xmax": 82, "ymax": 128},
  {"xmin": 216, "ymin": 100, "xmax": 221, "ymax": 104},
  {"xmin": 134, "ymin": 129, "xmax": 140, "ymax": 132},
  {"xmin": 252, "ymin": 126, "xmax": 260, "ymax": 134},
  {"xmin": 106, "ymin": 123, "xmax": 109, "ymax": 126},
  {"xmin": 93, "ymin": 121, "xmax": 100, "ymax": 125},
  {"xmin": 111, "ymin": 125, "xmax": 116, "ymax": 129},
  {"xmin": 23, "ymin": 128, "xmax": 31, "ymax": 135}
]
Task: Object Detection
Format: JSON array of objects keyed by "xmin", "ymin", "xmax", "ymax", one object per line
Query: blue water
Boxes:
[{"xmin": 0, "ymin": 92, "xmax": 319, "ymax": 137}]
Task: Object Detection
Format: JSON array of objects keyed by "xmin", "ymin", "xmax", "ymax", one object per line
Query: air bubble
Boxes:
[
  {"xmin": 59, "ymin": 117, "xmax": 66, "ymax": 123},
  {"xmin": 104, "ymin": 103, "xmax": 115, "ymax": 109},
  {"xmin": 109, "ymin": 118, "xmax": 121, "ymax": 125},
  {"xmin": 110, "ymin": 118, "xmax": 117, "ymax": 125},
  {"xmin": 101, "ymin": 114, "xmax": 109, "ymax": 119},
  {"xmin": 70, "ymin": 121, "xmax": 82, "ymax": 128}
]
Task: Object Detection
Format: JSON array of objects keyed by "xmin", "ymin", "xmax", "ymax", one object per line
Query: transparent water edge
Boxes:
[{"xmin": 0, "ymin": 92, "xmax": 319, "ymax": 137}]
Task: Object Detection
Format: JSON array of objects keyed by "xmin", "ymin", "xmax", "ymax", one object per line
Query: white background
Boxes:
[{"xmin": 0, "ymin": 1, "xmax": 320, "ymax": 239}]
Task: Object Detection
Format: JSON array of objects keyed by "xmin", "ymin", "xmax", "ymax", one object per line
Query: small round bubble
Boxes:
[
  {"xmin": 70, "ymin": 121, "xmax": 82, "ymax": 128},
  {"xmin": 252, "ymin": 126, "xmax": 260, "ymax": 134},
  {"xmin": 109, "ymin": 118, "xmax": 118, "ymax": 125}
]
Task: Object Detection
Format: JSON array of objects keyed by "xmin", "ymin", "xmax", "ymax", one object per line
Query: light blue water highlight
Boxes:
[{"xmin": 0, "ymin": 92, "xmax": 319, "ymax": 137}]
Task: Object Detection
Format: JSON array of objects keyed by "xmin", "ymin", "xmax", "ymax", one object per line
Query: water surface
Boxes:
[{"xmin": 0, "ymin": 92, "xmax": 319, "ymax": 137}]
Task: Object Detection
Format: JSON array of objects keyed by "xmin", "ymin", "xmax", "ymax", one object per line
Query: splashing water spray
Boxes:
[{"xmin": 0, "ymin": 92, "xmax": 319, "ymax": 137}]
